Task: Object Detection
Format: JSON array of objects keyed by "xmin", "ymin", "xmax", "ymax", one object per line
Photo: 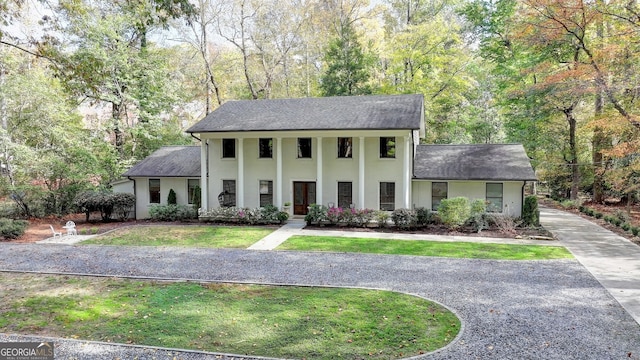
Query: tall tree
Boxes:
[{"xmin": 320, "ymin": 20, "xmax": 374, "ymax": 96}]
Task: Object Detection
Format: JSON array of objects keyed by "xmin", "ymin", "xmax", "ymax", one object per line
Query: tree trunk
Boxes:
[
  {"xmin": 592, "ymin": 0, "xmax": 608, "ymax": 204},
  {"xmin": 112, "ymin": 102, "xmax": 125, "ymax": 159},
  {"xmin": 564, "ymin": 106, "xmax": 580, "ymax": 200}
]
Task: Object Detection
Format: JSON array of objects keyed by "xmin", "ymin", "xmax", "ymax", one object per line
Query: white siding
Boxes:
[
  {"xmin": 412, "ymin": 180, "xmax": 526, "ymax": 217},
  {"xmin": 131, "ymin": 177, "xmax": 195, "ymax": 219},
  {"xmin": 201, "ymin": 130, "xmax": 413, "ymax": 211}
]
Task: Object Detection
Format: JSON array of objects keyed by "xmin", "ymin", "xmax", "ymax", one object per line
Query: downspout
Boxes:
[
  {"xmin": 127, "ymin": 176, "xmax": 136, "ymax": 220},
  {"xmin": 190, "ymin": 132, "xmax": 208, "ymax": 210},
  {"xmin": 521, "ymin": 181, "xmax": 526, "ymax": 218}
]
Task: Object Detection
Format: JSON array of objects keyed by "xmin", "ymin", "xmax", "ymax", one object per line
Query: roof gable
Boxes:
[
  {"xmin": 414, "ymin": 144, "xmax": 537, "ymax": 181},
  {"xmin": 123, "ymin": 146, "xmax": 200, "ymax": 178},
  {"xmin": 187, "ymin": 94, "xmax": 424, "ymax": 133}
]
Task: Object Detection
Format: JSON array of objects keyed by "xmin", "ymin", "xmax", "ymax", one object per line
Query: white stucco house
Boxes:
[{"xmin": 118, "ymin": 94, "xmax": 536, "ymax": 219}]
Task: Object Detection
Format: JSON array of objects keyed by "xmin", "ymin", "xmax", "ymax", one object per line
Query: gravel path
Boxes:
[{"xmin": 1, "ymin": 244, "xmax": 640, "ymax": 359}]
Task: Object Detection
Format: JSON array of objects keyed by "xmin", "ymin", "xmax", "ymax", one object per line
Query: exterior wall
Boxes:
[
  {"xmin": 201, "ymin": 130, "xmax": 414, "ymax": 211},
  {"xmin": 111, "ymin": 179, "xmax": 134, "ymax": 194},
  {"xmin": 131, "ymin": 177, "xmax": 198, "ymax": 219},
  {"xmin": 412, "ymin": 180, "xmax": 526, "ymax": 217}
]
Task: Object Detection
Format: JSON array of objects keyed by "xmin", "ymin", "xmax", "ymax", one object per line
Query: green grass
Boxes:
[
  {"xmin": 81, "ymin": 225, "xmax": 273, "ymax": 248},
  {"xmin": 0, "ymin": 273, "xmax": 460, "ymax": 359},
  {"xmin": 278, "ymin": 235, "xmax": 573, "ymax": 260}
]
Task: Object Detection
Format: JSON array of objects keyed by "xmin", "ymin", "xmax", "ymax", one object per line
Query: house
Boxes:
[{"xmin": 118, "ymin": 94, "xmax": 536, "ymax": 219}]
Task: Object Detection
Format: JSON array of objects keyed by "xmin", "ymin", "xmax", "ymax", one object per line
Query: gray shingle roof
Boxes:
[
  {"xmin": 123, "ymin": 146, "xmax": 200, "ymax": 177},
  {"xmin": 413, "ymin": 144, "xmax": 537, "ymax": 181},
  {"xmin": 186, "ymin": 94, "xmax": 424, "ymax": 133}
]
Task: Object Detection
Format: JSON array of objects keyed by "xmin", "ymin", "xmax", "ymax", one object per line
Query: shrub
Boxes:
[
  {"xmin": 560, "ymin": 200, "xmax": 579, "ymax": 210},
  {"xmin": 594, "ymin": 212, "xmax": 603, "ymax": 219},
  {"xmin": 276, "ymin": 211, "xmax": 289, "ymax": 224},
  {"xmin": 149, "ymin": 204, "xmax": 197, "ymax": 221},
  {"xmin": 391, "ymin": 208, "xmax": 416, "ymax": 230},
  {"xmin": 167, "ymin": 189, "xmax": 177, "ymax": 205},
  {"xmin": 192, "ymin": 186, "xmax": 202, "ymax": 211},
  {"xmin": 73, "ymin": 190, "xmax": 135, "ymax": 222},
  {"xmin": 0, "ymin": 218, "xmax": 28, "ymax": 240},
  {"xmin": 304, "ymin": 204, "xmax": 328, "ymax": 225},
  {"xmin": 614, "ymin": 209, "xmax": 631, "ymax": 224},
  {"xmin": 621, "ymin": 223, "xmax": 632, "ymax": 232},
  {"xmin": 375, "ymin": 210, "xmax": 390, "ymax": 228},
  {"xmin": 632, "ymin": 227, "xmax": 640, "ymax": 236},
  {"xmin": 522, "ymin": 196, "xmax": 540, "ymax": 227},
  {"xmin": 585, "ymin": 208, "xmax": 595, "ymax": 217},
  {"xmin": 260, "ymin": 205, "xmax": 280, "ymax": 222},
  {"xmin": 466, "ymin": 199, "xmax": 489, "ymax": 233},
  {"xmin": 326, "ymin": 207, "xmax": 343, "ymax": 225},
  {"xmin": 578, "ymin": 205, "xmax": 586, "ymax": 213},
  {"xmin": 438, "ymin": 197, "xmax": 471, "ymax": 229},
  {"xmin": 490, "ymin": 214, "xmax": 519, "ymax": 236},
  {"xmin": 604, "ymin": 215, "xmax": 614, "ymax": 223},
  {"xmin": 613, "ymin": 218, "xmax": 622, "ymax": 227},
  {"xmin": 352, "ymin": 208, "xmax": 375, "ymax": 227},
  {"xmin": 415, "ymin": 207, "xmax": 433, "ymax": 227}
]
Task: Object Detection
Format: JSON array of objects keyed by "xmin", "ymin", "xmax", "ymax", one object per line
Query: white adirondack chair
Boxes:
[
  {"xmin": 63, "ymin": 221, "xmax": 77, "ymax": 236},
  {"xmin": 49, "ymin": 225, "xmax": 62, "ymax": 239}
]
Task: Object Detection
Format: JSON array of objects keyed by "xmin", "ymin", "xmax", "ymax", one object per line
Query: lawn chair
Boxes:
[
  {"xmin": 63, "ymin": 221, "xmax": 77, "ymax": 236},
  {"xmin": 49, "ymin": 225, "xmax": 62, "ymax": 239}
]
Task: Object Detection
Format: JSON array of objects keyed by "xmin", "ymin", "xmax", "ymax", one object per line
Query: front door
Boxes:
[{"xmin": 294, "ymin": 181, "xmax": 316, "ymax": 215}]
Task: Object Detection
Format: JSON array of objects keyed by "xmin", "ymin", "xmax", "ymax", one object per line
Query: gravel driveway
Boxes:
[{"xmin": 1, "ymin": 244, "xmax": 640, "ymax": 359}]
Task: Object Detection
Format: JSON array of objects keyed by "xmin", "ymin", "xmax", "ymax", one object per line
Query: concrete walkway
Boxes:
[{"xmin": 540, "ymin": 206, "xmax": 640, "ymax": 325}]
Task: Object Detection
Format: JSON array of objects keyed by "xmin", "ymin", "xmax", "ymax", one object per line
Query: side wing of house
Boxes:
[
  {"xmin": 412, "ymin": 144, "xmax": 537, "ymax": 218},
  {"xmin": 123, "ymin": 146, "xmax": 201, "ymax": 219}
]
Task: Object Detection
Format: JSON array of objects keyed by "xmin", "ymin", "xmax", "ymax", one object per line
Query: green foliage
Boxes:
[
  {"xmin": 320, "ymin": 21, "xmax": 374, "ymax": 96},
  {"xmin": 594, "ymin": 212, "xmax": 604, "ymax": 219},
  {"xmin": 375, "ymin": 210, "xmax": 390, "ymax": 228},
  {"xmin": 304, "ymin": 204, "xmax": 328, "ymax": 225},
  {"xmin": 192, "ymin": 186, "xmax": 201, "ymax": 210},
  {"xmin": 415, "ymin": 207, "xmax": 434, "ymax": 227},
  {"xmin": 167, "ymin": 189, "xmax": 177, "ymax": 205},
  {"xmin": 199, "ymin": 206, "xmax": 288, "ymax": 225},
  {"xmin": 614, "ymin": 210, "xmax": 631, "ymax": 224},
  {"xmin": 73, "ymin": 191, "xmax": 135, "ymax": 222},
  {"xmin": 467, "ymin": 199, "xmax": 489, "ymax": 233},
  {"xmin": 0, "ymin": 218, "xmax": 29, "ymax": 240},
  {"xmin": 632, "ymin": 227, "xmax": 640, "ymax": 236},
  {"xmin": 438, "ymin": 197, "xmax": 471, "ymax": 229},
  {"xmin": 149, "ymin": 204, "xmax": 197, "ymax": 221},
  {"xmin": 391, "ymin": 209, "xmax": 417, "ymax": 230},
  {"xmin": 621, "ymin": 223, "xmax": 631, "ymax": 232},
  {"xmin": 522, "ymin": 196, "xmax": 540, "ymax": 227},
  {"xmin": 613, "ymin": 218, "xmax": 622, "ymax": 227}
]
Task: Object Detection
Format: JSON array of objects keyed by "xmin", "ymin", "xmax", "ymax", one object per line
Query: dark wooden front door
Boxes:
[{"xmin": 294, "ymin": 181, "xmax": 316, "ymax": 215}]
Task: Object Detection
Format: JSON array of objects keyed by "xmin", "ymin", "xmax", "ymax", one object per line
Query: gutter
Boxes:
[{"xmin": 190, "ymin": 133, "xmax": 201, "ymax": 142}]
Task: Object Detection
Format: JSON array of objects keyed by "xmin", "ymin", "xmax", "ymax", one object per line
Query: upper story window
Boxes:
[
  {"xmin": 337, "ymin": 137, "xmax": 353, "ymax": 158},
  {"xmin": 222, "ymin": 138, "xmax": 235, "ymax": 158},
  {"xmin": 259, "ymin": 138, "xmax": 273, "ymax": 158},
  {"xmin": 298, "ymin": 138, "xmax": 312, "ymax": 158},
  {"xmin": 379, "ymin": 137, "xmax": 396, "ymax": 158}
]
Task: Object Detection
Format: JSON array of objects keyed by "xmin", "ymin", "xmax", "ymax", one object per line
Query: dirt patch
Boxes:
[{"xmin": 12, "ymin": 214, "xmax": 175, "ymax": 243}]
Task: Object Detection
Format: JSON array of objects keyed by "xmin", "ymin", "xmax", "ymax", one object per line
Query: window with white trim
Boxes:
[
  {"xmin": 337, "ymin": 182, "xmax": 352, "ymax": 209},
  {"xmin": 222, "ymin": 139, "xmax": 235, "ymax": 158},
  {"xmin": 379, "ymin": 182, "xmax": 395, "ymax": 211},
  {"xmin": 431, "ymin": 182, "xmax": 447, "ymax": 211},
  {"xmin": 149, "ymin": 179, "xmax": 160, "ymax": 204},
  {"xmin": 486, "ymin": 183, "xmax": 503, "ymax": 213},
  {"xmin": 259, "ymin": 180, "xmax": 273, "ymax": 207}
]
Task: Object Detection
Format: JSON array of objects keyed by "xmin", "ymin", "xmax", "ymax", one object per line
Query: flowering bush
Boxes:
[{"xmin": 326, "ymin": 206, "xmax": 343, "ymax": 225}]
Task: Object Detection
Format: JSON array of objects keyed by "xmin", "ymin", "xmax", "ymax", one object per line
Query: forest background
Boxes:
[{"xmin": 0, "ymin": 0, "xmax": 639, "ymax": 218}]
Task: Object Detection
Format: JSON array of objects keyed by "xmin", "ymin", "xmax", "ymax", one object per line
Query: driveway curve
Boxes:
[{"xmin": 1, "ymin": 244, "xmax": 639, "ymax": 359}]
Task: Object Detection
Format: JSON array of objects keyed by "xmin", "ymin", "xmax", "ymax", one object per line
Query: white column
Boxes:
[
  {"xmin": 276, "ymin": 137, "xmax": 283, "ymax": 207},
  {"xmin": 200, "ymin": 139, "xmax": 208, "ymax": 210},
  {"xmin": 316, "ymin": 136, "xmax": 323, "ymax": 206},
  {"xmin": 404, "ymin": 135, "xmax": 411, "ymax": 209},
  {"xmin": 237, "ymin": 138, "xmax": 244, "ymax": 207},
  {"xmin": 358, "ymin": 136, "xmax": 365, "ymax": 209}
]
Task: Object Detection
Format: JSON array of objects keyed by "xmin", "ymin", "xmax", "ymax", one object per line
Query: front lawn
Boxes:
[
  {"xmin": 81, "ymin": 225, "xmax": 273, "ymax": 248},
  {"xmin": 0, "ymin": 273, "xmax": 460, "ymax": 359},
  {"xmin": 278, "ymin": 235, "xmax": 573, "ymax": 260}
]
